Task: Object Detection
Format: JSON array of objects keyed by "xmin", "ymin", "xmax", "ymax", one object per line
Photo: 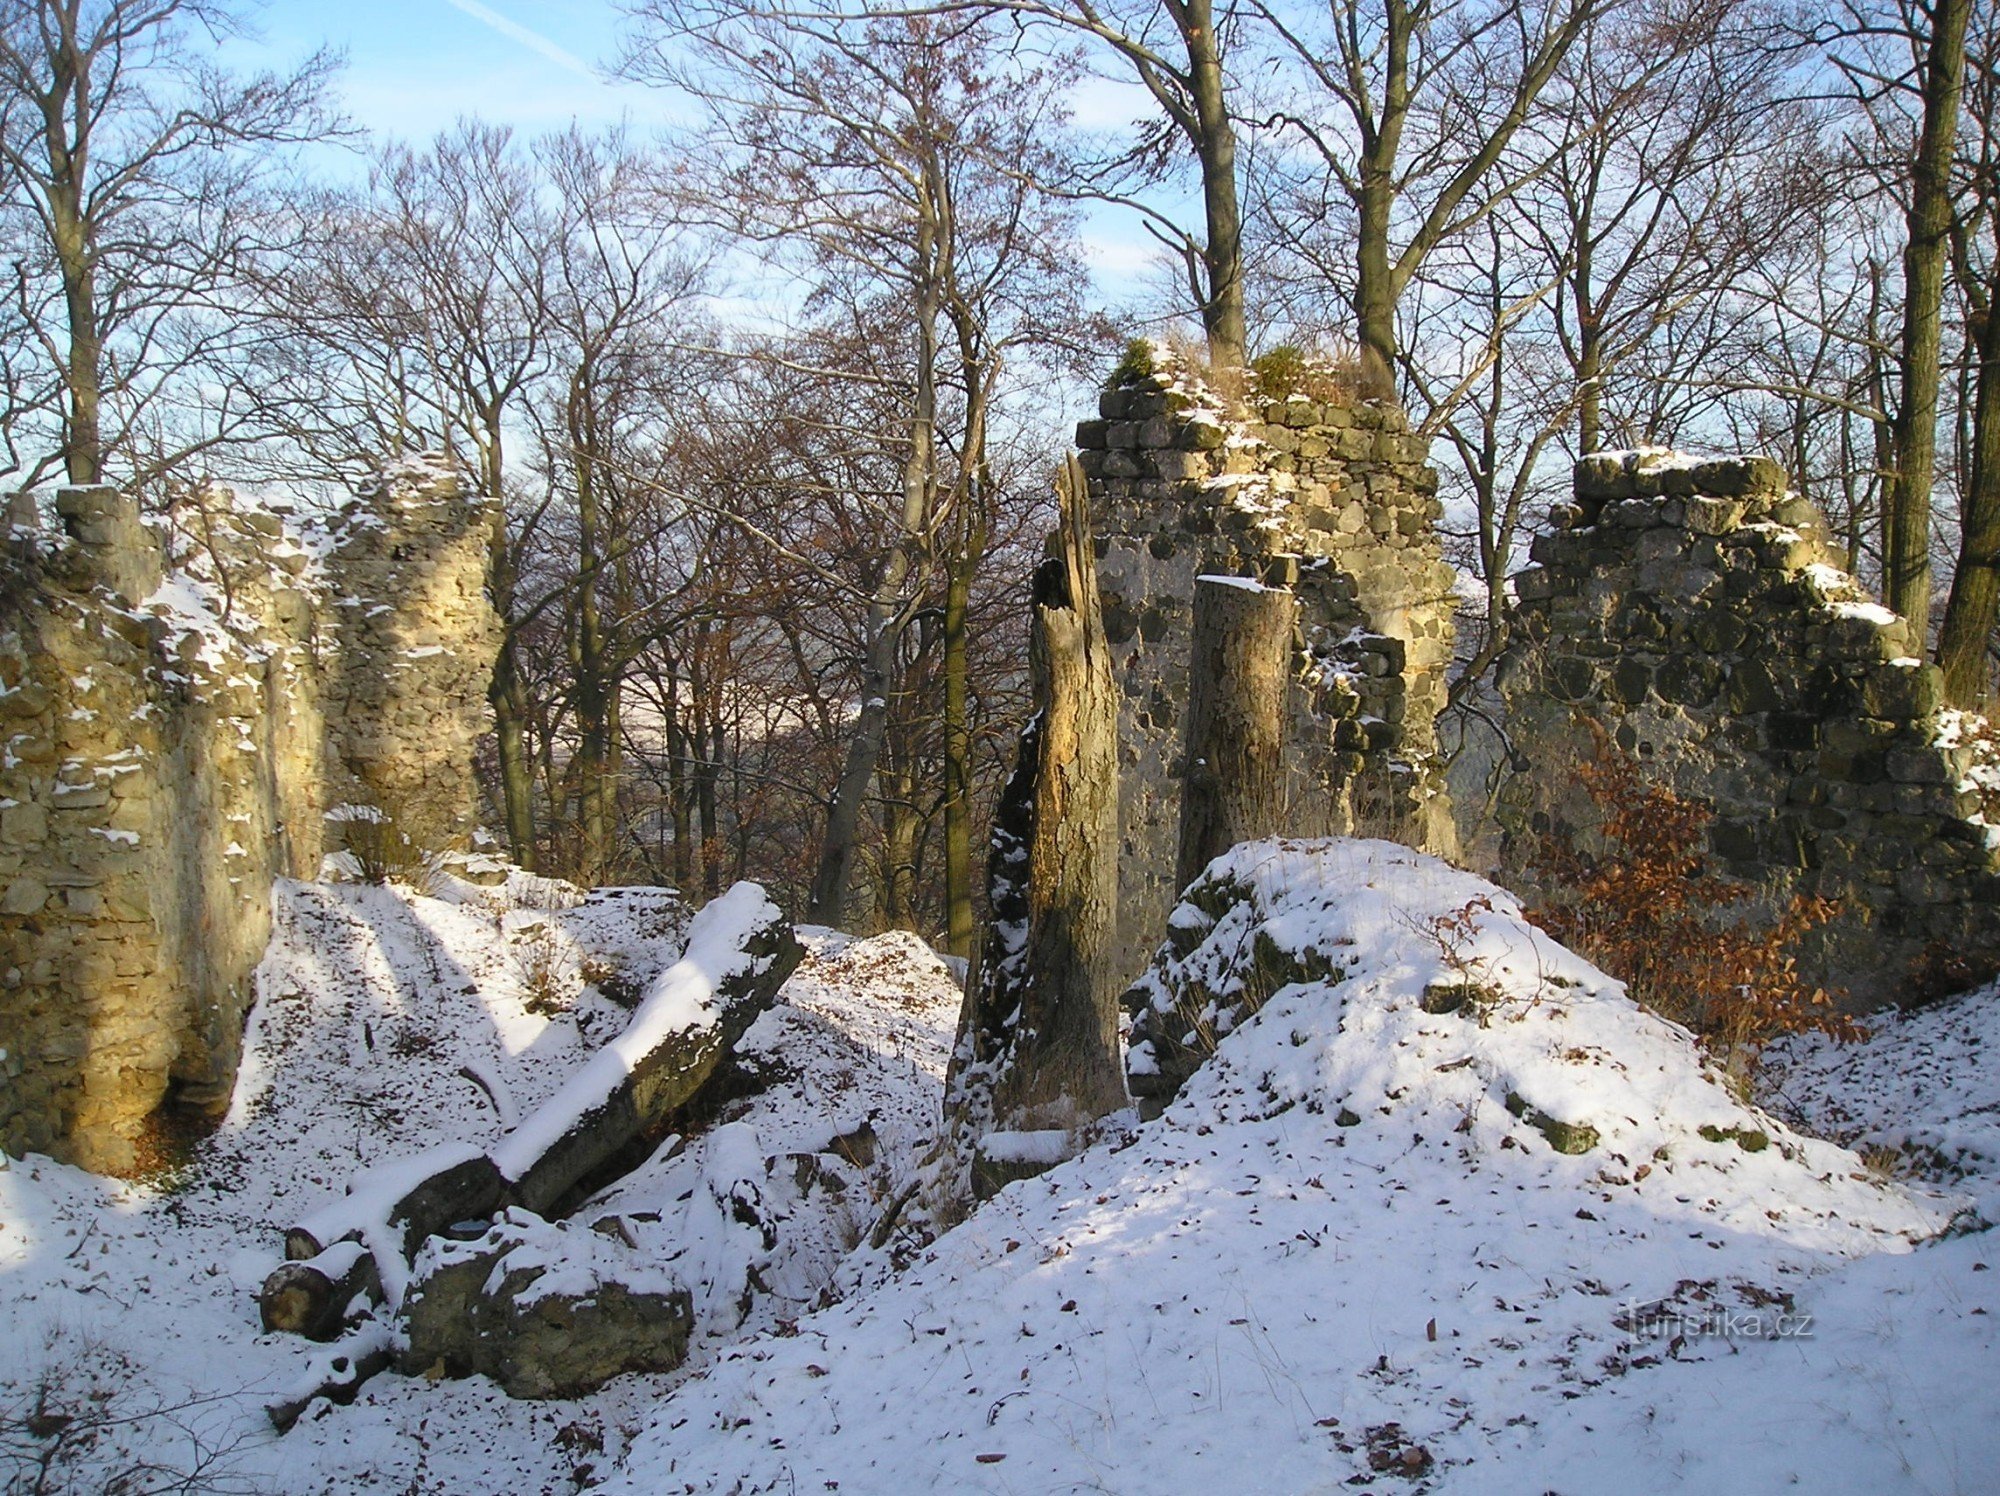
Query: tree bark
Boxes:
[
  {"xmin": 1175, "ymin": 0, "xmax": 1246, "ymax": 367},
  {"xmin": 952, "ymin": 456, "xmax": 1123, "ymax": 1130},
  {"xmin": 1940, "ymin": 285, "xmax": 2000, "ymax": 705},
  {"xmin": 1885, "ymin": 0, "xmax": 1973, "ymax": 633},
  {"xmin": 1176, "ymin": 572, "xmax": 1296, "ymax": 893}
]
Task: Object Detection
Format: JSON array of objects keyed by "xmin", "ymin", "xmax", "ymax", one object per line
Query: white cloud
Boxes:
[{"xmin": 440, "ymin": 0, "xmax": 593, "ymax": 77}]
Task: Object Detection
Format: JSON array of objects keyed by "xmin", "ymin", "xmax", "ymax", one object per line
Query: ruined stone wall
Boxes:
[
  {"xmin": 320, "ymin": 459, "xmax": 504, "ymax": 852},
  {"xmin": 1496, "ymin": 450, "xmax": 2000, "ymax": 1009},
  {"xmin": 0, "ymin": 458, "xmax": 499, "ymax": 1170},
  {"xmin": 1077, "ymin": 357, "xmax": 1457, "ymax": 983}
]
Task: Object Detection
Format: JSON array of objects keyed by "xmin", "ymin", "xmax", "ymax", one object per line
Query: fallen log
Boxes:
[
  {"xmin": 492, "ymin": 881, "xmax": 800, "ymax": 1217},
  {"xmin": 284, "ymin": 1147, "xmax": 505, "ymax": 1263},
  {"xmin": 260, "ymin": 880, "xmax": 800, "ymax": 1372}
]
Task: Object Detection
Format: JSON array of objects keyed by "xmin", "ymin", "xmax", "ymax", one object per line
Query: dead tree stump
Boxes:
[
  {"xmin": 1176, "ymin": 570, "xmax": 1297, "ymax": 894},
  {"xmin": 951, "ymin": 455, "xmax": 1123, "ymax": 1150}
]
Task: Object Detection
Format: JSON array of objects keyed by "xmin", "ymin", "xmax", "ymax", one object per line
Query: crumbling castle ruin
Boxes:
[
  {"xmin": 1079, "ymin": 361, "xmax": 1459, "ymax": 980},
  {"xmin": 1497, "ymin": 450, "xmax": 2000, "ymax": 1007},
  {"xmin": 0, "ymin": 458, "xmax": 499, "ymax": 1170},
  {"xmin": 1078, "ymin": 352, "xmax": 2000, "ymax": 1011}
]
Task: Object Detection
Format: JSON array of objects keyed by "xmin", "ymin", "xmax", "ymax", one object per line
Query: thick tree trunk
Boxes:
[
  {"xmin": 1178, "ymin": 0, "xmax": 1245, "ymax": 367},
  {"xmin": 951, "ymin": 456, "xmax": 1122, "ymax": 1133},
  {"xmin": 1940, "ymin": 292, "xmax": 2000, "ymax": 706},
  {"xmin": 1885, "ymin": 0, "xmax": 1972, "ymax": 633},
  {"xmin": 808, "ymin": 631, "xmax": 894, "ymax": 926},
  {"xmin": 1176, "ymin": 572, "xmax": 1297, "ymax": 893},
  {"xmin": 1354, "ymin": 159, "xmax": 1399, "ymax": 401}
]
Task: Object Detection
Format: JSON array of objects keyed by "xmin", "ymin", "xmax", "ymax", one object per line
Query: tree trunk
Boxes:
[
  {"xmin": 1885, "ymin": 0, "xmax": 1973, "ymax": 633},
  {"xmin": 1354, "ymin": 155, "xmax": 1399, "ymax": 401},
  {"xmin": 807, "ymin": 200, "xmax": 938, "ymax": 926},
  {"xmin": 1177, "ymin": 0, "xmax": 1245, "ymax": 367},
  {"xmin": 1176, "ymin": 572, "xmax": 1296, "ymax": 893},
  {"xmin": 941, "ymin": 538, "xmax": 979, "ymax": 959},
  {"xmin": 951, "ymin": 456, "xmax": 1123, "ymax": 1132},
  {"xmin": 1939, "ymin": 291, "xmax": 2000, "ymax": 706}
]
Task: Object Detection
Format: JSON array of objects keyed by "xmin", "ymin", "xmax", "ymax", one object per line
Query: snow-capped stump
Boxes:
[{"xmin": 398, "ymin": 1208, "xmax": 692, "ymax": 1398}]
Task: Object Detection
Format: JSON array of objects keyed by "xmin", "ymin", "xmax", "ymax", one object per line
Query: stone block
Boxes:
[
  {"xmin": 1684, "ymin": 496, "xmax": 1744, "ymax": 536},
  {"xmin": 1859, "ymin": 663, "xmax": 1943, "ymax": 720}
]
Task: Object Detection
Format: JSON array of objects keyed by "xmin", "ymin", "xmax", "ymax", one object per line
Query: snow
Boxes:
[
  {"xmin": 977, "ymin": 1128, "xmax": 1071, "ymax": 1164},
  {"xmin": 1196, "ymin": 572, "xmax": 1274, "ymax": 592},
  {"xmin": 490, "ymin": 881, "xmax": 781, "ymax": 1182},
  {"xmin": 1832, "ymin": 599, "xmax": 1901, "ymax": 626},
  {"xmin": 601, "ymin": 840, "xmax": 1987, "ymax": 1495},
  {"xmin": 3, "ymin": 843, "xmax": 1997, "ymax": 1494}
]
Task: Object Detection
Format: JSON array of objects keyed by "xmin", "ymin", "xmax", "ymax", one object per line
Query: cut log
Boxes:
[
  {"xmin": 259, "ymin": 1239, "xmax": 380, "ymax": 1340},
  {"xmin": 1176, "ymin": 570, "xmax": 1296, "ymax": 893},
  {"xmin": 283, "ymin": 1145, "xmax": 505, "ymax": 1262},
  {"xmin": 492, "ymin": 882, "xmax": 801, "ymax": 1217}
]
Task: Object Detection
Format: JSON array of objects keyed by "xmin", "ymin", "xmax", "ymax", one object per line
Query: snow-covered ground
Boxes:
[
  {"xmin": 0, "ymin": 874, "xmax": 963, "ymax": 1493},
  {"xmin": 4, "ymin": 842, "xmax": 1997, "ymax": 1494}
]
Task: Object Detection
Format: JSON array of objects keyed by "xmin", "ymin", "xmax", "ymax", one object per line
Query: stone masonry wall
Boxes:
[
  {"xmin": 1077, "ymin": 354, "xmax": 1458, "ymax": 984},
  {"xmin": 0, "ymin": 457, "xmax": 499, "ymax": 1170},
  {"xmin": 320, "ymin": 459, "xmax": 504, "ymax": 852},
  {"xmin": 1496, "ymin": 449, "xmax": 2000, "ymax": 1010}
]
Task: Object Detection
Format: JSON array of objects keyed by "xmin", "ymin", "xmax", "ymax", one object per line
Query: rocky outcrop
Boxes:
[
  {"xmin": 400, "ymin": 1209, "xmax": 693, "ymax": 1399},
  {"xmin": 1496, "ymin": 450, "xmax": 2000, "ymax": 1008},
  {"xmin": 1078, "ymin": 351, "xmax": 1457, "ymax": 984},
  {"xmin": 0, "ymin": 460, "xmax": 500, "ymax": 1170}
]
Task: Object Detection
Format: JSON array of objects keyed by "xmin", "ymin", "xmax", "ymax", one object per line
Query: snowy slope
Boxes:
[
  {"xmin": 601, "ymin": 841, "xmax": 1991, "ymax": 1495},
  {"xmin": 4, "ymin": 843, "xmax": 1997, "ymax": 1495},
  {"xmin": 0, "ymin": 881, "xmax": 963, "ymax": 1495}
]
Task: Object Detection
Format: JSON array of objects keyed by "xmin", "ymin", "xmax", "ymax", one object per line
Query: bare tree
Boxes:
[
  {"xmin": 1253, "ymin": 0, "xmax": 1612, "ymax": 398},
  {"xmin": 1815, "ymin": 0, "xmax": 1975, "ymax": 631},
  {"xmin": 260, "ymin": 123, "xmax": 563, "ymax": 862},
  {"xmin": 624, "ymin": 1, "xmax": 1087, "ymax": 930},
  {"xmin": 0, "ymin": 0, "xmax": 340, "ymax": 487},
  {"xmin": 1937, "ymin": 2, "xmax": 2000, "ymax": 703}
]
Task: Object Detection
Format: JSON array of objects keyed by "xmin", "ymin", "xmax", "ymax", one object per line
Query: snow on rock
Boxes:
[
  {"xmin": 1767, "ymin": 980, "xmax": 2000, "ymax": 1225},
  {"xmin": 0, "ymin": 884, "xmax": 965, "ymax": 1493},
  {"xmin": 600, "ymin": 838, "xmax": 1976, "ymax": 1496}
]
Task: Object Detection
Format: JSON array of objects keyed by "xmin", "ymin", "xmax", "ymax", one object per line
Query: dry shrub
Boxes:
[
  {"xmin": 332, "ymin": 802, "xmax": 424, "ymax": 886},
  {"xmin": 1249, "ymin": 341, "xmax": 1361, "ymax": 405},
  {"xmin": 1530, "ymin": 731, "xmax": 1860, "ymax": 1066},
  {"xmin": 509, "ymin": 920, "xmax": 578, "ymax": 1017}
]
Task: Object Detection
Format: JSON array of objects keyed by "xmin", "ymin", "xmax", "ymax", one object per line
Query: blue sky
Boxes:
[
  {"xmin": 245, "ymin": 0, "xmax": 673, "ymax": 139},
  {"xmin": 233, "ymin": 0, "xmax": 1175, "ymax": 336}
]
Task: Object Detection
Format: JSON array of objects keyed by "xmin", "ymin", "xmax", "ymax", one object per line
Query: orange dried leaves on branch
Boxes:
[{"xmin": 1529, "ymin": 731, "xmax": 1859, "ymax": 1063}]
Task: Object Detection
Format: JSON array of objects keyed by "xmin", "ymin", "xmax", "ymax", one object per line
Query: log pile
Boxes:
[{"xmin": 259, "ymin": 881, "xmax": 801, "ymax": 1427}]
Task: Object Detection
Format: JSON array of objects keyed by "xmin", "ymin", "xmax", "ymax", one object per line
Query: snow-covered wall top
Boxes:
[
  {"xmin": 1496, "ymin": 449, "xmax": 2000, "ymax": 1009},
  {"xmin": 0, "ymin": 461, "xmax": 499, "ymax": 1171}
]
